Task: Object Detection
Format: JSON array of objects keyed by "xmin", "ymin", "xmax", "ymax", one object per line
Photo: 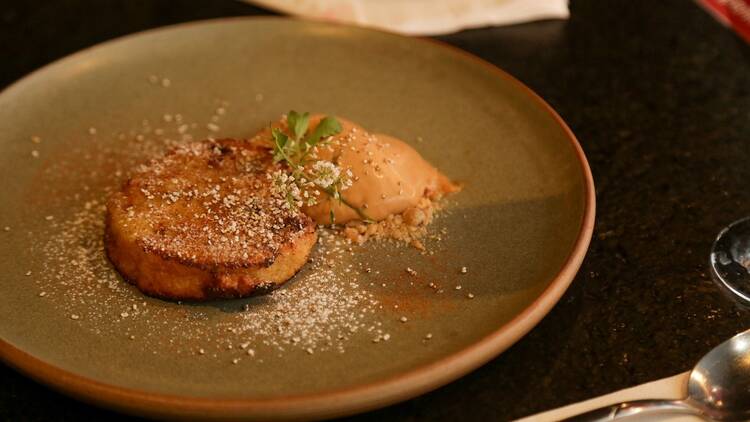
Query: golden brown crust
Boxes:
[{"xmin": 105, "ymin": 138, "xmax": 318, "ymax": 301}]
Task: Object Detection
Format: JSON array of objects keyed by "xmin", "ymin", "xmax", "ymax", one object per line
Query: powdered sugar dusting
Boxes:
[
  {"xmin": 220, "ymin": 232, "xmax": 382, "ymax": 354},
  {"xmin": 33, "ymin": 197, "xmax": 386, "ymax": 357}
]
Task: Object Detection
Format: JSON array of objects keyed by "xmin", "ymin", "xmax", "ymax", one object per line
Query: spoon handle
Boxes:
[{"xmin": 558, "ymin": 399, "xmax": 704, "ymax": 421}]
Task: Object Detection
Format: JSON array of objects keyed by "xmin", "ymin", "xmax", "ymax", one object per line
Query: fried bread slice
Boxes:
[{"xmin": 105, "ymin": 139, "xmax": 317, "ymax": 301}]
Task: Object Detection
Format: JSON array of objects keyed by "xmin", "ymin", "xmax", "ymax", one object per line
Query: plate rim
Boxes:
[{"xmin": 0, "ymin": 16, "xmax": 596, "ymax": 421}]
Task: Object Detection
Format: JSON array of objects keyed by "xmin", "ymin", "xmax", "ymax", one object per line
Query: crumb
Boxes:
[
  {"xmin": 455, "ymin": 285, "xmax": 462, "ymax": 290},
  {"xmin": 425, "ymin": 333, "xmax": 432, "ymax": 339},
  {"xmin": 460, "ymin": 266, "xmax": 468, "ymax": 274},
  {"xmin": 467, "ymin": 293, "xmax": 475, "ymax": 299},
  {"xmin": 339, "ymin": 196, "xmax": 443, "ymax": 249},
  {"xmin": 399, "ymin": 316, "xmax": 408, "ymax": 323},
  {"xmin": 31, "ymin": 150, "xmax": 39, "ymax": 158}
]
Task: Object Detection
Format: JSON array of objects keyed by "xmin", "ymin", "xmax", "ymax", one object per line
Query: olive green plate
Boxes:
[{"xmin": 0, "ymin": 17, "xmax": 594, "ymax": 421}]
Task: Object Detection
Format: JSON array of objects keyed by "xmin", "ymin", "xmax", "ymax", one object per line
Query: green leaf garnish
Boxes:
[
  {"xmin": 304, "ymin": 116, "xmax": 342, "ymax": 147},
  {"xmin": 287, "ymin": 110, "xmax": 310, "ymax": 141},
  {"xmin": 271, "ymin": 128, "xmax": 290, "ymax": 163}
]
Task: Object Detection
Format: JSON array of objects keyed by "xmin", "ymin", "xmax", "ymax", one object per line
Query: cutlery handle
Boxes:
[{"xmin": 559, "ymin": 399, "xmax": 704, "ymax": 421}]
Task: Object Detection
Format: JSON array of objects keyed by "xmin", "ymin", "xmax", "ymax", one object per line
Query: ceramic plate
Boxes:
[{"xmin": 0, "ymin": 17, "xmax": 594, "ymax": 421}]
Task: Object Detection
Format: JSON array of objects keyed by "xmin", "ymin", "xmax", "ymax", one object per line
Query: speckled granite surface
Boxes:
[{"xmin": 2, "ymin": 1, "xmax": 750, "ymax": 420}]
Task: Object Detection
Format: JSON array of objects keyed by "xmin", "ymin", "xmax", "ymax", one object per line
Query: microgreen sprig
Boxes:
[{"xmin": 270, "ymin": 111, "xmax": 370, "ymax": 224}]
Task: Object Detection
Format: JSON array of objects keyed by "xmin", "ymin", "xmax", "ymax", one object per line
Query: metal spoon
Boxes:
[
  {"xmin": 561, "ymin": 218, "xmax": 750, "ymax": 421},
  {"xmin": 561, "ymin": 328, "xmax": 750, "ymax": 421}
]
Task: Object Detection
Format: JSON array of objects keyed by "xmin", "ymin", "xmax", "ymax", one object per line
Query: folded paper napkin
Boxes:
[
  {"xmin": 243, "ymin": 0, "xmax": 569, "ymax": 35},
  {"xmin": 515, "ymin": 372, "xmax": 704, "ymax": 422}
]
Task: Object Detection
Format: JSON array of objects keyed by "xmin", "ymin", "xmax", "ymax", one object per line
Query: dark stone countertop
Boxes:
[{"xmin": 2, "ymin": 0, "xmax": 750, "ymax": 420}]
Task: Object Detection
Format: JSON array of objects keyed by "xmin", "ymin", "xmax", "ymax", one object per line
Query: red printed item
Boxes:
[{"xmin": 698, "ymin": 0, "xmax": 750, "ymax": 43}]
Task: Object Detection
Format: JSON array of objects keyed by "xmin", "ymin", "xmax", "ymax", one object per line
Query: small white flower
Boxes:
[
  {"xmin": 311, "ymin": 161, "xmax": 341, "ymax": 189},
  {"xmin": 270, "ymin": 170, "xmax": 303, "ymax": 210}
]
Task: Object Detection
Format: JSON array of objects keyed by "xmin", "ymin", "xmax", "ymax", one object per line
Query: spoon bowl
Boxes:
[{"xmin": 687, "ymin": 329, "xmax": 750, "ymax": 420}]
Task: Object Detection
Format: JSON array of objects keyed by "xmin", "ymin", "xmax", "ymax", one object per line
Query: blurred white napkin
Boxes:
[
  {"xmin": 515, "ymin": 372, "xmax": 703, "ymax": 422},
  {"xmin": 244, "ymin": 0, "xmax": 569, "ymax": 35}
]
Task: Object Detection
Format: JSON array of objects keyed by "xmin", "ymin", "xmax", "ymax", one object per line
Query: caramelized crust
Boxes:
[{"xmin": 105, "ymin": 139, "xmax": 317, "ymax": 301}]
